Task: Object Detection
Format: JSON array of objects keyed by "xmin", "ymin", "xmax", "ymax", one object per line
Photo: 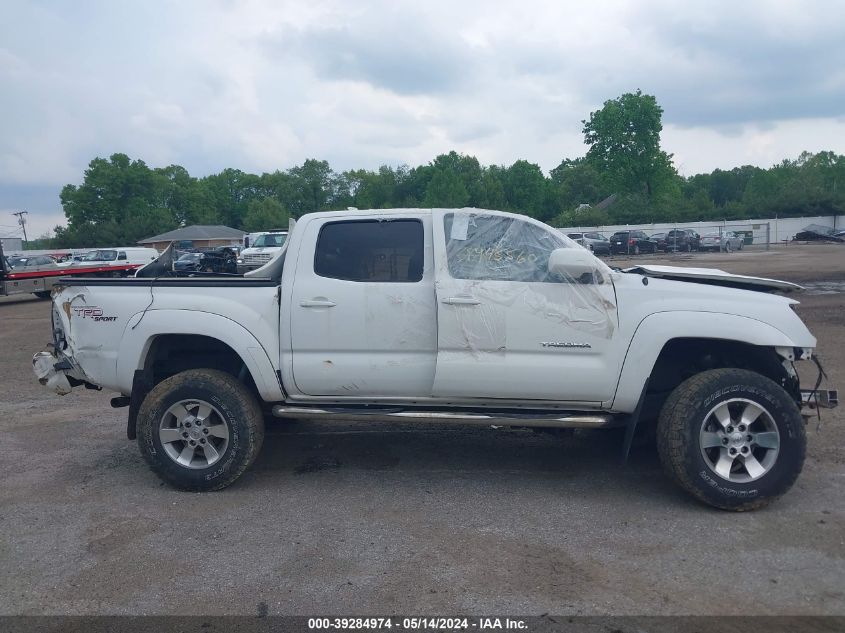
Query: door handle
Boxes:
[
  {"xmin": 300, "ymin": 298, "xmax": 337, "ymax": 308},
  {"xmin": 442, "ymin": 296, "xmax": 481, "ymax": 305}
]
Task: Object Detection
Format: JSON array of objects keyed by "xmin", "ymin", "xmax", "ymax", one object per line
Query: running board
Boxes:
[{"xmin": 271, "ymin": 406, "xmax": 621, "ymax": 429}]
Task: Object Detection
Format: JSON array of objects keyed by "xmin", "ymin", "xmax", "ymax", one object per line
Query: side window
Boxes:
[
  {"xmin": 117, "ymin": 252, "xmax": 127, "ymax": 260},
  {"xmin": 443, "ymin": 213, "xmax": 566, "ymax": 282},
  {"xmin": 315, "ymin": 219, "xmax": 424, "ymax": 283}
]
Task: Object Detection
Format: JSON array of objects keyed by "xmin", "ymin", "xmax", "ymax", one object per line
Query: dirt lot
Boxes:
[{"xmin": 1, "ymin": 244, "xmax": 843, "ymax": 616}]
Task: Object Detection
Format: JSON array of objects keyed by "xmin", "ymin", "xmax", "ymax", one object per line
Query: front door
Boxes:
[
  {"xmin": 289, "ymin": 214, "xmax": 437, "ymax": 398},
  {"xmin": 432, "ymin": 209, "xmax": 619, "ymax": 403}
]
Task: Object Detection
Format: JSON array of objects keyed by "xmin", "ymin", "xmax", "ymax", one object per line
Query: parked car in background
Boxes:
[
  {"xmin": 6, "ymin": 255, "xmax": 57, "ymax": 269},
  {"xmin": 664, "ymin": 229, "xmax": 701, "ymax": 252},
  {"xmin": 173, "ymin": 247, "xmax": 238, "ymax": 274},
  {"xmin": 566, "ymin": 231, "xmax": 611, "ymax": 255},
  {"xmin": 74, "ymin": 248, "xmax": 159, "ymax": 266},
  {"xmin": 700, "ymin": 231, "xmax": 745, "ymax": 252},
  {"xmin": 609, "ymin": 230, "xmax": 657, "ymax": 255},
  {"xmin": 650, "ymin": 232, "xmax": 668, "ymax": 251}
]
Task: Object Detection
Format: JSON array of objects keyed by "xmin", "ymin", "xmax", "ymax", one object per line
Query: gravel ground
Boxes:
[{"xmin": 0, "ymin": 244, "xmax": 843, "ymax": 616}]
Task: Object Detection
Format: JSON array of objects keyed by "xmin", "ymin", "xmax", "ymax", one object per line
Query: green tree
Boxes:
[
  {"xmin": 430, "ymin": 152, "xmax": 485, "ymax": 205},
  {"xmin": 242, "ymin": 197, "xmax": 290, "ymax": 232},
  {"xmin": 549, "ymin": 158, "xmax": 605, "ymax": 214},
  {"xmin": 502, "ymin": 160, "xmax": 547, "ymax": 218},
  {"xmin": 287, "ymin": 159, "xmax": 338, "ymax": 216},
  {"xmin": 158, "ymin": 165, "xmax": 220, "ymax": 225},
  {"xmin": 423, "ymin": 170, "xmax": 470, "ymax": 207},
  {"xmin": 57, "ymin": 153, "xmax": 175, "ymax": 247},
  {"xmin": 582, "ymin": 90, "xmax": 678, "ymax": 199}
]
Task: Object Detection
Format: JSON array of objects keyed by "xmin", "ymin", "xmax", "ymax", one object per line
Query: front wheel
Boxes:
[
  {"xmin": 136, "ymin": 369, "xmax": 265, "ymax": 491},
  {"xmin": 656, "ymin": 368, "xmax": 805, "ymax": 511}
]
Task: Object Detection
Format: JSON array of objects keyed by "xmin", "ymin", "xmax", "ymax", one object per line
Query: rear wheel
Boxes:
[
  {"xmin": 725, "ymin": 242, "xmax": 733, "ymax": 253},
  {"xmin": 656, "ymin": 368, "xmax": 805, "ymax": 511},
  {"xmin": 136, "ymin": 369, "xmax": 264, "ymax": 491}
]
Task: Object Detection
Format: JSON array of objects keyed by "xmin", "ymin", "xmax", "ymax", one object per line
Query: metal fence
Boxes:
[{"xmin": 561, "ymin": 222, "xmax": 771, "ymax": 254}]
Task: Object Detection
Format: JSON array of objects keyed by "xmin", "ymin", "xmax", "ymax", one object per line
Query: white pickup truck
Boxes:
[{"xmin": 33, "ymin": 208, "xmax": 835, "ymax": 510}]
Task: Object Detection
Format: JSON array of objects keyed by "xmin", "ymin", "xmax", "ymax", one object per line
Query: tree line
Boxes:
[{"xmin": 52, "ymin": 91, "xmax": 845, "ymax": 248}]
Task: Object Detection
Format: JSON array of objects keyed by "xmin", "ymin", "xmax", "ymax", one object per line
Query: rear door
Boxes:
[
  {"xmin": 289, "ymin": 214, "xmax": 437, "ymax": 398},
  {"xmin": 431, "ymin": 209, "xmax": 620, "ymax": 403}
]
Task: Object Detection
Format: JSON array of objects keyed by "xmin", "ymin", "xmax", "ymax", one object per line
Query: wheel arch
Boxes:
[
  {"xmin": 118, "ymin": 309, "xmax": 284, "ymax": 403},
  {"xmin": 612, "ymin": 311, "xmax": 801, "ymax": 413}
]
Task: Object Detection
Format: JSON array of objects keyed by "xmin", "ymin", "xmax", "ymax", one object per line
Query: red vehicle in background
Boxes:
[{"xmin": 0, "ymin": 243, "xmax": 156, "ymax": 299}]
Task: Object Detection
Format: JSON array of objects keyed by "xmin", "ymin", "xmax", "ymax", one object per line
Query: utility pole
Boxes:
[{"xmin": 12, "ymin": 211, "xmax": 28, "ymax": 244}]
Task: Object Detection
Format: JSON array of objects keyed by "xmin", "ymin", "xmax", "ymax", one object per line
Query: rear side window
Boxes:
[
  {"xmin": 315, "ymin": 219, "xmax": 424, "ymax": 283},
  {"xmin": 117, "ymin": 252, "xmax": 127, "ymax": 260}
]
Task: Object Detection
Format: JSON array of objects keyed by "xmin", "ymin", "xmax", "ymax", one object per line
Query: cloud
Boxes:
[
  {"xmin": 1, "ymin": 0, "xmax": 845, "ymax": 231},
  {"xmin": 264, "ymin": 20, "xmax": 477, "ymax": 96}
]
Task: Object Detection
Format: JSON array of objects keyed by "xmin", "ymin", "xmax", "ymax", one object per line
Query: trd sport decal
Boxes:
[{"xmin": 71, "ymin": 307, "xmax": 118, "ymax": 322}]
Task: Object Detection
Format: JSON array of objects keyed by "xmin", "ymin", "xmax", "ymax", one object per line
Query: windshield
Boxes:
[
  {"xmin": 252, "ymin": 233, "xmax": 286, "ymax": 248},
  {"xmin": 178, "ymin": 253, "xmax": 202, "ymax": 261}
]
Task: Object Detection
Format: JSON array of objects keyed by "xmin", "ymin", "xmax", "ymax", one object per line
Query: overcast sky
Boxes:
[{"xmin": 2, "ymin": 0, "xmax": 845, "ymax": 238}]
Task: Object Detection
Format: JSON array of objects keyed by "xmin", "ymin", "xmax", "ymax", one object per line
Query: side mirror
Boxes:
[{"xmin": 548, "ymin": 247, "xmax": 599, "ymax": 281}]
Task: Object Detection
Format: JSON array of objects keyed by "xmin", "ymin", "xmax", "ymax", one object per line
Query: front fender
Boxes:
[
  {"xmin": 611, "ymin": 311, "xmax": 810, "ymax": 411},
  {"xmin": 119, "ymin": 310, "xmax": 284, "ymax": 402}
]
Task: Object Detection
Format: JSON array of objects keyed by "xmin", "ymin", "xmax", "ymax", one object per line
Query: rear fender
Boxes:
[{"xmin": 119, "ymin": 310, "xmax": 284, "ymax": 402}]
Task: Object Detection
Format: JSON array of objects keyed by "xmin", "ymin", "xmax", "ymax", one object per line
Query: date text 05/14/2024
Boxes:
[{"xmin": 307, "ymin": 617, "xmax": 528, "ymax": 630}]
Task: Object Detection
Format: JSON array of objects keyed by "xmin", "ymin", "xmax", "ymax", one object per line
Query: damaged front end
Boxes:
[
  {"xmin": 774, "ymin": 345, "xmax": 838, "ymax": 414},
  {"xmin": 799, "ymin": 353, "xmax": 839, "ymax": 412}
]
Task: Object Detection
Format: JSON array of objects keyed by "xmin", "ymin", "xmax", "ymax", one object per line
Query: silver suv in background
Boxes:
[
  {"xmin": 700, "ymin": 231, "xmax": 745, "ymax": 252},
  {"xmin": 566, "ymin": 231, "xmax": 611, "ymax": 255}
]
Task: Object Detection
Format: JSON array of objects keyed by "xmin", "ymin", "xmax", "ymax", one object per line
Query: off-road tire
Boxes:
[
  {"xmin": 137, "ymin": 369, "xmax": 264, "ymax": 491},
  {"xmin": 656, "ymin": 368, "xmax": 805, "ymax": 511}
]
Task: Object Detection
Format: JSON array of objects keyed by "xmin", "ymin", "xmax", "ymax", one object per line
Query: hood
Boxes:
[{"xmin": 623, "ymin": 264, "xmax": 802, "ymax": 293}]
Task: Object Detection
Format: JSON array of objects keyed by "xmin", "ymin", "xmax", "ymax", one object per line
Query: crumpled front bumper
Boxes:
[{"xmin": 32, "ymin": 350, "xmax": 80, "ymax": 396}]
